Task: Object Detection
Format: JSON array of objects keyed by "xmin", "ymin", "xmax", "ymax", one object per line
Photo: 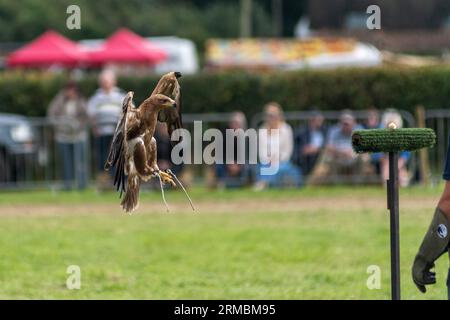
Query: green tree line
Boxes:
[{"xmin": 0, "ymin": 0, "xmax": 306, "ymax": 51}]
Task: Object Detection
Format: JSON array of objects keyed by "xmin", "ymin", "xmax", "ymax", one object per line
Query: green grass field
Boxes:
[{"xmin": 0, "ymin": 186, "xmax": 448, "ymax": 299}]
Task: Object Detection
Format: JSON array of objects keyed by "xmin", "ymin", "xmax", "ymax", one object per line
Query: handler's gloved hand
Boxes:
[
  {"xmin": 412, "ymin": 258, "xmax": 436, "ymax": 293},
  {"xmin": 411, "ymin": 208, "xmax": 449, "ymax": 293}
]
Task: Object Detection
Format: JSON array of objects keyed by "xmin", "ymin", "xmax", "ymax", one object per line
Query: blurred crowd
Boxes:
[
  {"xmin": 46, "ymin": 69, "xmax": 410, "ymax": 191},
  {"xmin": 213, "ymin": 103, "xmax": 410, "ymax": 190}
]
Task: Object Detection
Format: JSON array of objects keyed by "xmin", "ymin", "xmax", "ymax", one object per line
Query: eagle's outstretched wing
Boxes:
[
  {"xmin": 104, "ymin": 91, "xmax": 135, "ymax": 196},
  {"xmin": 153, "ymin": 71, "xmax": 183, "ymax": 145}
]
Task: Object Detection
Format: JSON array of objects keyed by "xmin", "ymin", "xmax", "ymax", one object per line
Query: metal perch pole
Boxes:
[
  {"xmin": 387, "ymin": 151, "xmax": 400, "ymax": 300},
  {"xmin": 447, "ymin": 265, "xmax": 450, "ymax": 300},
  {"xmin": 352, "ymin": 127, "xmax": 436, "ymax": 300}
]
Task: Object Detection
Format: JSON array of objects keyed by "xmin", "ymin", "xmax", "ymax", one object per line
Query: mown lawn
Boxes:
[{"xmin": 0, "ymin": 186, "xmax": 448, "ymax": 299}]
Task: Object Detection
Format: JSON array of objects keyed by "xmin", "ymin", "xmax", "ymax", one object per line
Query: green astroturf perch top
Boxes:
[{"xmin": 352, "ymin": 128, "xmax": 436, "ymax": 153}]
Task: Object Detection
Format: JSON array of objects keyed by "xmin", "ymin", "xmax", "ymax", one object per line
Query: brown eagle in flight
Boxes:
[{"xmin": 104, "ymin": 71, "xmax": 193, "ymax": 212}]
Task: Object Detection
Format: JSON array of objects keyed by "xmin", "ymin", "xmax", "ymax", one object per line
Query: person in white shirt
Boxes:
[
  {"xmin": 254, "ymin": 102, "xmax": 302, "ymax": 190},
  {"xmin": 87, "ymin": 69, "xmax": 125, "ymax": 176}
]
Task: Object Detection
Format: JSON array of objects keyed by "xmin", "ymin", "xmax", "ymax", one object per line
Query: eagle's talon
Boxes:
[{"xmin": 158, "ymin": 171, "xmax": 176, "ymax": 187}]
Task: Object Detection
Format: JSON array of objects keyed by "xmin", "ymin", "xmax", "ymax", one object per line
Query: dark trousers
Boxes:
[
  {"xmin": 215, "ymin": 164, "xmax": 250, "ymax": 188},
  {"xmin": 95, "ymin": 135, "xmax": 114, "ymax": 176},
  {"xmin": 57, "ymin": 142, "xmax": 87, "ymax": 190},
  {"xmin": 444, "ymin": 134, "xmax": 450, "ymax": 180}
]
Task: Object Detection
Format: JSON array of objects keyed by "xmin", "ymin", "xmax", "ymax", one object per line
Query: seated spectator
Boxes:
[
  {"xmin": 47, "ymin": 81, "xmax": 88, "ymax": 190},
  {"xmin": 253, "ymin": 102, "xmax": 302, "ymax": 190},
  {"xmin": 372, "ymin": 109, "xmax": 411, "ymax": 186},
  {"xmin": 293, "ymin": 110, "xmax": 327, "ymax": 175},
  {"xmin": 87, "ymin": 69, "xmax": 125, "ymax": 186},
  {"xmin": 215, "ymin": 112, "xmax": 250, "ymax": 188},
  {"xmin": 326, "ymin": 110, "xmax": 362, "ymax": 166},
  {"xmin": 363, "ymin": 107, "xmax": 381, "ymax": 174},
  {"xmin": 364, "ymin": 107, "xmax": 380, "ymax": 129},
  {"xmin": 308, "ymin": 110, "xmax": 366, "ymax": 184}
]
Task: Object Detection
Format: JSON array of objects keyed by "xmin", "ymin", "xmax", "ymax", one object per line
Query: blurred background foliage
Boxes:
[
  {"xmin": 4, "ymin": 0, "xmax": 450, "ymax": 118},
  {"xmin": 0, "ymin": 0, "xmax": 306, "ymax": 50},
  {"xmin": 3, "ymin": 67, "xmax": 450, "ymax": 118}
]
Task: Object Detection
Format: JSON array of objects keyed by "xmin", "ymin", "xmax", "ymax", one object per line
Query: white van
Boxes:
[
  {"xmin": 146, "ymin": 36, "xmax": 199, "ymax": 75},
  {"xmin": 80, "ymin": 36, "xmax": 199, "ymax": 75}
]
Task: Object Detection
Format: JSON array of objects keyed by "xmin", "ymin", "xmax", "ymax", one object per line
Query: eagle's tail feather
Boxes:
[{"xmin": 121, "ymin": 175, "xmax": 140, "ymax": 213}]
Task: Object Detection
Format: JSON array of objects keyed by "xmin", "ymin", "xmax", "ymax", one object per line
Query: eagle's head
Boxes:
[{"xmin": 150, "ymin": 93, "xmax": 177, "ymax": 110}]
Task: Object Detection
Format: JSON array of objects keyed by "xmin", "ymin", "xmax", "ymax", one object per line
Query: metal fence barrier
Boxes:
[
  {"xmin": 0, "ymin": 117, "xmax": 92, "ymax": 190},
  {"xmin": 250, "ymin": 110, "xmax": 416, "ymax": 129},
  {"xmin": 1, "ymin": 108, "xmax": 448, "ymax": 190}
]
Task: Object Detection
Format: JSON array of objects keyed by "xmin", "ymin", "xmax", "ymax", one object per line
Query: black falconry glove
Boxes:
[{"xmin": 412, "ymin": 208, "xmax": 450, "ymax": 293}]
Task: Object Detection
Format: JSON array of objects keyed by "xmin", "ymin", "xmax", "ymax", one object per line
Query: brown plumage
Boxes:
[
  {"xmin": 104, "ymin": 71, "xmax": 184, "ymax": 213},
  {"xmin": 153, "ymin": 71, "xmax": 183, "ymax": 145}
]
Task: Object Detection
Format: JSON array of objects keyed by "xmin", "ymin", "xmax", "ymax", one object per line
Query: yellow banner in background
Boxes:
[{"xmin": 206, "ymin": 38, "xmax": 356, "ymax": 66}]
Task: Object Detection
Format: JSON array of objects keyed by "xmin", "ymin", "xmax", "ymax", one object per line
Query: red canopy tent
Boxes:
[
  {"xmin": 6, "ymin": 30, "xmax": 88, "ymax": 68},
  {"xmin": 87, "ymin": 28, "xmax": 167, "ymax": 65}
]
